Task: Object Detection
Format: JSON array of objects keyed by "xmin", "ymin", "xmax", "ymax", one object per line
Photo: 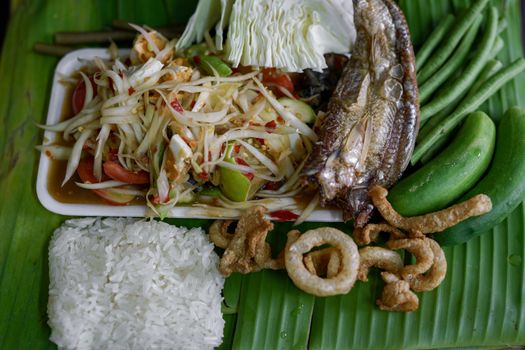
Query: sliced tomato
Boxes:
[
  {"xmin": 263, "ymin": 181, "xmax": 282, "ymax": 191},
  {"xmin": 170, "ymin": 99, "xmax": 184, "ymax": 113},
  {"xmin": 103, "ymin": 160, "xmax": 150, "ymax": 184},
  {"xmin": 197, "ymin": 171, "xmax": 209, "ymax": 181},
  {"xmin": 72, "ymin": 75, "xmax": 97, "ymax": 115},
  {"xmin": 77, "ymin": 158, "xmax": 134, "ymax": 205},
  {"xmin": 150, "ymin": 195, "xmax": 161, "ymax": 205},
  {"xmin": 265, "ymin": 120, "xmax": 277, "ymax": 129},
  {"xmin": 233, "ymin": 144, "xmax": 241, "ymax": 154},
  {"xmin": 269, "ymin": 210, "xmax": 299, "ymax": 222},
  {"xmin": 77, "ymin": 157, "xmax": 102, "ymax": 183},
  {"xmin": 235, "ymin": 158, "xmax": 255, "ymax": 181},
  {"xmin": 261, "ymin": 68, "xmax": 294, "ymax": 96}
]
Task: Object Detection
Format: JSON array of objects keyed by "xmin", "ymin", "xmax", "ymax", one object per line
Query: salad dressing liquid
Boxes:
[{"xmin": 47, "ymin": 86, "xmax": 143, "ymax": 205}]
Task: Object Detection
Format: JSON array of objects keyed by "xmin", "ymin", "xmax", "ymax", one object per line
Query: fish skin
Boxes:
[{"xmin": 302, "ymin": 0, "xmax": 419, "ymax": 226}]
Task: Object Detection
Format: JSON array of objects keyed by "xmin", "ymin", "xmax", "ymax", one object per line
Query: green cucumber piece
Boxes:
[
  {"xmin": 197, "ymin": 55, "xmax": 232, "ymax": 77},
  {"xmin": 388, "ymin": 111, "xmax": 496, "ymax": 216},
  {"xmin": 278, "ymin": 97, "xmax": 316, "ymax": 123},
  {"xmin": 437, "ymin": 106, "xmax": 525, "ymax": 246}
]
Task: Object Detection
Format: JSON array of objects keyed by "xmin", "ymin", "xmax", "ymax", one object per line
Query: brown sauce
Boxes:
[{"xmin": 48, "ymin": 159, "xmax": 104, "ymax": 204}]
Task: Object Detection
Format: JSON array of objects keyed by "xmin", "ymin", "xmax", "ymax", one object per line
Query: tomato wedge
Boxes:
[
  {"xmin": 103, "ymin": 160, "xmax": 150, "ymax": 184},
  {"xmin": 77, "ymin": 158, "xmax": 102, "ymax": 184},
  {"xmin": 235, "ymin": 157, "xmax": 254, "ymax": 181},
  {"xmin": 77, "ymin": 158, "xmax": 134, "ymax": 205},
  {"xmin": 269, "ymin": 210, "xmax": 299, "ymax": 222},
  {"xmin": 72, "ymin": 75, "xmax": 97, "ymax": 115},
  {"xmin": 261, "ymin": 68, "xmax": 294, "ymax": 96}
]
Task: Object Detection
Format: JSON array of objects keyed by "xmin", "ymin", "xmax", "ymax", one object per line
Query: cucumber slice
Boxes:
[{"xmin": 278, "ymin": 97, "xmax": 316, "ymax": 123}]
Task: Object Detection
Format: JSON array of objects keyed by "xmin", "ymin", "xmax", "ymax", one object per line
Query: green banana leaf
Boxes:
[{"xmin": 0, "ymin": 0, "xmax": 524, "ymax": 349}]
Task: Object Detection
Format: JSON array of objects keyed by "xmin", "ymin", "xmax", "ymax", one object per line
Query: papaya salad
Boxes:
[{"xmin": 39, "ymin": 28, "xmax": 348, "ymax": 220}]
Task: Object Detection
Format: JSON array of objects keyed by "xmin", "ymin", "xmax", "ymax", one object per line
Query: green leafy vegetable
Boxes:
[{"xmin": 178, "ymin": 0, "xmax": 356, "ymax": 72}]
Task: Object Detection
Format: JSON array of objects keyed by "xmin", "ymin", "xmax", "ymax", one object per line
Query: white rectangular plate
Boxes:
[{"xmin": 36, "ymin": 48, "xmax": 342, "ymax": 221}]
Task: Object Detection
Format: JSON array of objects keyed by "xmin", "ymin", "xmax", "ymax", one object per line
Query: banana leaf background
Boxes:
[{"xmin": 0, "ymin": 0, "xmax": 524, "ymax": 349}]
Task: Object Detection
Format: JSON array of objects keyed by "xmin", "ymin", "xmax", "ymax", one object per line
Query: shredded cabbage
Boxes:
[{"xmin": 177, "ymin": 0, "xmax": 355, "ymax": 72}]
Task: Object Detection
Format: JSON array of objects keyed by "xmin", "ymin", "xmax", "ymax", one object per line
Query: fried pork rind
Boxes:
[
  {"xmin": 253, "ymin": 238, "xmax": 284, "ymax": 270},
  {"xmin": 304, "ymin": 248, "xmax": 342, "ymax": 279},
  {"xmin": 387, "ymin": 237, "xmax": 434, "ymax": 281},
  {"xmin": 408, "ymin": 238, "xmax": 447, "ymax": 292},
  {"xmin": 215, "ymin": 206, "xmax": 285, "ymax": 276},
  {"xmin": 357, "ymin": 247, "xmax": 403, "ymax": 282},
  {"xmin": 377, "ymin": 272, "xmax": 419, "ymax": 312},
  {"xmin": 369, "ymin": 185, "xmax": 492, "ymax": 234},
  {"xmin": 218, "ymin": 206, "xmax": 275, "ymax": 276},
  {"xmin": 209, "ymin": 190, "xmax": 450, "ymax": 310},
  {"xmin": 284, "ymin": 230, "xmax": 301, "ymax": 252},
  {"xmin": 255, "ymin": 230, "xmax": 301, "ymax": 271},
  {"xmin": 209, "ymin": 220, "xmax": 235, "ymax": 249},
  {"xmin": 353, "ymin": 223, "xmax": 405, "ymax": 246},
  {"xmin": 285, "ymin": 227, "xmax": 359, "ymax": 297}
]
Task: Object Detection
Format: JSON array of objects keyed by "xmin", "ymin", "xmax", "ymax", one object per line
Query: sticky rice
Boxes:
[{"xmin": 47, "ymin": 218, "xmax": 224, "ymax": 350}]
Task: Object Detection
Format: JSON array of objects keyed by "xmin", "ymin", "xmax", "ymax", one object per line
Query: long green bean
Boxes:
[
  {"xmin": 33, "ymin": 43, "xmax": 74, "ymax": 56},
  {"xmin": 461, "ymin": 28, "xmax": 503, "ymax": 64},
  {"xmin": 54, "ymin": 31, "xmax": 136, "ymax": 44},
  {"xmin": 416, "ymin": 14, "xmax": 455, "ymax": 71},
  {"xmin": 465, "ymin": 59, "xmax": 503, "ymax": 100},
  {"xmin": 416, "ymin": 0, "xmax": 490, "ymax": 84},
  {"xmin": 419, "ymin": 61, "xmax": 502, "ymax": 164},
  {"xmin": 420, "ymin": 6, "xmax": 499, "ymax": 121},
  {"xmin": 412, "ymin": 57, "xmax": 525, "ymax": 164},
  {"xmin": 419, "ymin": 16, "xmax": 482, "ymax": 104},
  {"xmin": 418, "ymin": 64, "xmax": 465, "ymax": 131},
  {"xmin": 497, "ymin": 19, "xmax": 508, "ymax": 34},
  {"xmin": 420, "ymin": 134, "xmax": 452, "ymax": 164},
  {"xmin": 489, "ymin": 36, "xmax": 504, "ymax": 59},
  {"xmin": 417, "ymin": 59, "xmax": 502, "ymax": 143},
  {"xmin": 111, "ymin": 19, "xmax": 185, "ymax": 38}
]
